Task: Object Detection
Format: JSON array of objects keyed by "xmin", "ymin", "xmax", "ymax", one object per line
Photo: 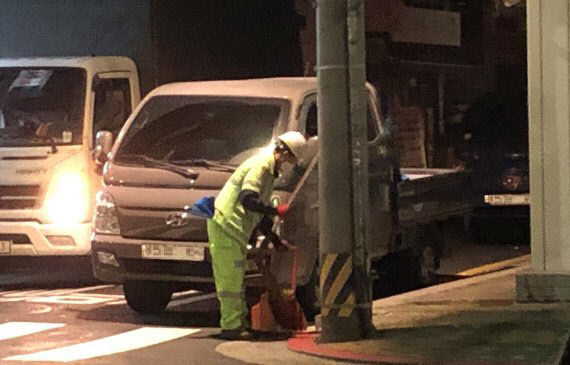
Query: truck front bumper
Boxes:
[
  {"xmin": 0, "ymin": 220, "xmax": 92, "ymax": 256},
  {"xmin": 91, "ymin": 234, "xmax": 263, "ymax": 287}
]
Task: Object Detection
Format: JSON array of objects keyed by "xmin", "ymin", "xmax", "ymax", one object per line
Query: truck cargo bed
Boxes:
[{"xmin": 398, "ymin": 168, "xmax": 473, "ymax": 227}]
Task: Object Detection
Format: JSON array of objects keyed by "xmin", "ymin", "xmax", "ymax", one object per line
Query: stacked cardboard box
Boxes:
[{"xmin": 393, "ymin": 105, "xmax": 427, "ymax": 168}]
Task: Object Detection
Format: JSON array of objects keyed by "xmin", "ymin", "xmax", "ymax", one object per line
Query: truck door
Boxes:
[
  {"xmin": 91, "ymin": 72, "xmax": 137, "ymax": 147},
  {"xmin": 296, "ymin": 89, "xmax": 393, "ymax": 259},
  {"xmin": 366, "ymin": 88, "xmax": 397, "ymax": 259}
]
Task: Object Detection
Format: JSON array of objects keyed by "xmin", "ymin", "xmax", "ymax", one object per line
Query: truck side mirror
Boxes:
[{"xmin": 93, "ymin": 130, "xmax": 113, "ymax": 166}]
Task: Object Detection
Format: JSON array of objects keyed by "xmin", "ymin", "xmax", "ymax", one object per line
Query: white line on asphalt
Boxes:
[
  {"xmin": 0, "ymin": 289, "xmax": 51, "ymax": 298},
  {"xmin": 107, "ymin": 290, "xmax": 201, "ymax": 306},
  {"xmin": 106, "ymin": 299, "xmax": 127, "ymax": 305},
  {"xmin": 167, "ymin": 292, "xmax": 217, "ymax": 308},
  {"xmin": 172, "ymin": 289, "xmax": 198, "ymax": 298},
  {"xmin": 5, "ymin": 327, "xmax": 200, "ymax": 362},
  {"xmin": 0, "ymin": 322, "xmax": 64, "ymax": 341},
  {"xmin": 0, "ymin": 285, "xmax": 115, "ymax": 299},
  {"xmin": 46, "ymin": 285, "xmax": 116, "ymax": 295}
]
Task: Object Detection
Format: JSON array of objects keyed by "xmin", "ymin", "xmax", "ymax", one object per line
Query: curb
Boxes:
[
  {"xmin": 457, "ymin": 254, "xmax": 531, "ymax": 277},
  {"xmin": 373, "ymin": 263, "xmax": 529, "ymax": 308},
  {"xmin": 287, "ymin": 332, "xmax": 423, "ymax": 364},
  {"xmin": 288, "ymin": 262, "xmax": 534, "ymax": 364}
]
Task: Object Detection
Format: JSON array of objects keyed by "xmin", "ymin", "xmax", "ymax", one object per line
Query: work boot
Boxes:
[{"xmin": 217, "ymin": 328, "xmax": 255, "ymax": 341}]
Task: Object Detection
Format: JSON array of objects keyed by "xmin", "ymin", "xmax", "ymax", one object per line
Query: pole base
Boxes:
[{"xmin": 318, "ymin": 315, "xmax": 365, "ymax": 343}]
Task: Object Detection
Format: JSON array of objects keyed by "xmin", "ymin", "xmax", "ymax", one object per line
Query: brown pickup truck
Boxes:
[{"xmin": 91, "ymin": 77, "xmax": 473, "ymax": 315}]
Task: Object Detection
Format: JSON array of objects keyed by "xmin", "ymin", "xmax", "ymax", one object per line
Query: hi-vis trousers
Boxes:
[{"xmin": 207, "ymin": 220, "xmax": 248, "ymax": 330}]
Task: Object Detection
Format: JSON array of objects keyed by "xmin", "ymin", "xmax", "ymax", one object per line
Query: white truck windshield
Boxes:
[
  {"xmin": 115, "ymin": 95, "xmax": 289, "ymax": 166},
  {"xmin": 0, "ymin": 67, "xmax": 86, "ymax": 147}
]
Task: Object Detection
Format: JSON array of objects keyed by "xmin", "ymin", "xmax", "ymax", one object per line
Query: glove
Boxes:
[{"xmin": 276, "ymin": 203, "xmax": 289, "ymax": 217}]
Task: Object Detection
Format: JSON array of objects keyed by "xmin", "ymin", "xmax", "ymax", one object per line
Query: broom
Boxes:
[{"xmin": 254, "ymin": 155, "xmax": 318, "ymax": 330}]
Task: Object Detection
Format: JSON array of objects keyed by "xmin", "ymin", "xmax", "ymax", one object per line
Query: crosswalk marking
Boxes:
[
  {"xmin": 0, "ymin": 285, "xmax": 116, "ymax": 304},
  {"xmin": 0, "ymin": 287, "xmax": 207, "ymax": 307},
  {"xmin": 167, "ymin": 292, "xmax": 217, "ymax": 308},
  {"xmin": 0, "ymin": 322, "xmax": 64, "ymax": 341},
  {"xmin": 5, "ymin": 326, "xmax": 200, "ymax": 362}
]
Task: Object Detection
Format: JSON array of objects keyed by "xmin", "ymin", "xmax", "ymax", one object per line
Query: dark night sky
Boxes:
[{"xmin": 152, "ymin": 1, "xmax": 303, "ymax": 81}]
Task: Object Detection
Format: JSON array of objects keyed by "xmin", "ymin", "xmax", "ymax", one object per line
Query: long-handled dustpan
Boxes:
[
  {"xmin": 252, "ymin": 239, "xmax": 306, "ymax": 331},
  {"xmin": 251, "ymin": 155, "xmax": 318, "ymax": 331}
]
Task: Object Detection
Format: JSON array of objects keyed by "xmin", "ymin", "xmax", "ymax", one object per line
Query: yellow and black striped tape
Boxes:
[{"xmin": 320, "ymin": 253, "xmax": 357, "ymax": 318}]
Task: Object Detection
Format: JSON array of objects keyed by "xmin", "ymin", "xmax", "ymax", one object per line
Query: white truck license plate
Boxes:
[
  {"xmin": 141, "ymin": 243, "xmax": 205, "ymax": 261},
  {"xmin": 0, "ymin": 240, "xmax": 12, "ymax": 254},
  {"xmin": 484, "ymin": 194, "xmax": 530, "ymax": 206}
]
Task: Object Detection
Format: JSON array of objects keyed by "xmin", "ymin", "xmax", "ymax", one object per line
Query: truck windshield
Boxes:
[
  {"xmin": 0, "ymin": 67, "xmax": 85, "ymax": 147},
  {"xmin": 115, "ymin": 95, "xmax": 289, "ymax": 166}
]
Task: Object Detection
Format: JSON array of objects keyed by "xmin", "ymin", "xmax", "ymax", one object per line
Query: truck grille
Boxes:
[{"xmin": 0, "ymin": 185, "xmax": 41, "ymax": 209}]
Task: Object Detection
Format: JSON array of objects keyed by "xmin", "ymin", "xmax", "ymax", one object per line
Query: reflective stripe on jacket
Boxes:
[{"xmin": 213, "ymin": 148, "xmax": 276, "ymax": 243}]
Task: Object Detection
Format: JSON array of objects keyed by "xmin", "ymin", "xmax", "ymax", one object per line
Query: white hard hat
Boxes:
[{"xmin": 277, "ymin": 131, "xmax": 307, "ymax": 159}]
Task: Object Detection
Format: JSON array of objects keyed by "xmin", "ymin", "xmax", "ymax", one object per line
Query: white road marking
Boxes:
[
  {"xmin": 27, "ymin": 294, "xmax": 118, "ymax": 305},
  {"xmin": 47, "ymin": 285, "xmax": 115, "ymax": 295},
  {"xmin": 107, "ymin": 290, "xmax": 199, "ymax": 306},
  {"xmin": 167, "ymin": 292, "xmax": 217, "ymax": 308},
  {"xmin": 29, "ymin": 305, "xmax": 53, "ymax": 314},
  {"xmin": 0, "ymin": 290, "xmax": 51, "ymax": 301},
  {"xmin": 0, "ymin": 285, "xmax": 116, "ymax": 304},
  {"xmin": 0, "ymin": 287, "xmax": 204, "ymax": 307},
  {"xmin": 172, "ymin": 289, "xmax": 199, "ymax": 298},
  {"xmin": 106, "ymin": 299, "xmax": 128, "ymax": 305},
  {"xmin": 5, "ymin": 326, "xmax": 200, "ymax": 362},
  {"xmin": 0, "ymin": 322, "xmax": 64, "ymax": 341}
]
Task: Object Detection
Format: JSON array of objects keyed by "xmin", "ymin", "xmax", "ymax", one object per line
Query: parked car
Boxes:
[
  {"xmin": 91, "ymin": 78, "xmax": 474, "ymax": 316},
  {"xmin": 456, "ymin": 86, "xmax": 529, "ymax": 244}
]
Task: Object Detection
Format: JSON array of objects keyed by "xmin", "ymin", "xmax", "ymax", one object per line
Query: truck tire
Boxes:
[
  {"xmin": 384, "ymin": 245, "xmax": 436, "ymax": 291},
  {"xmin": 410, "ymin": 223, "xmax": 443, "ymax": 287},
  {"xmin": 123, "ymin": 280, "xmax": 173, "ymax": 314},
  {"xmin": 412, "ymin": 244, "xmax": 437, "ymax": 287},
  {"xmin": 400, "ymin": 224, "xmax": 442, "ymax": 289}
]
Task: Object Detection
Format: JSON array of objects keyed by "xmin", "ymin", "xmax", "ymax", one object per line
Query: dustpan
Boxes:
[
  {"xmin": 251, "ymin": 239, "xmax": 307, "ymax": 332},
  {"xmin": 251, "ymin": 155, "xmax": 318, "ymax": 332}
]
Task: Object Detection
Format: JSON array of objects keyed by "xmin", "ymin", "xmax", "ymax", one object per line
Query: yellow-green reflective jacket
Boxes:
[{"xmin": 213, "ymin": 148, "xmax": 277, "ymax": 243}]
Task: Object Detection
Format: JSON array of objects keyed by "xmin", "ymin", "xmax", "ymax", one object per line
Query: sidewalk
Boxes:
[
  {"xmin": 216, "ymin": 255, "xmax": 570, "ymax": 364},
  {"xmin": 288, "ymin": 255, "xmax": 570, "ymax": 365}
]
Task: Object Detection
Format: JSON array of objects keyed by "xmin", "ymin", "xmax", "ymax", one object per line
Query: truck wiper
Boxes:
[
  {"xmin": 0, "ymin": 133, "xmax": 57, "ymax": 153},
  {"xmin": 171, "ymin": 158, "xmax": 236, "ymax": 172},
  {"xmin": 135, "ymin": 155, "xmax": 199, "ymax": 180},
  {"xmin": 34, "ymin": 135, "xmax": 58, "ymax": 154}
]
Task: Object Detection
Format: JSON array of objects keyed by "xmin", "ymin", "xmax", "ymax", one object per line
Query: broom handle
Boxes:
[
  {"xmin": 291, "ymin": 248, "xmax": 298, "ymax": 291},
  {"xmin": 287, "ymin": 154, "xmax": 318, "ymax": 207},
  {"xmin": 270, "ymin": 155, "xmax": 317, "ymax": 292}
]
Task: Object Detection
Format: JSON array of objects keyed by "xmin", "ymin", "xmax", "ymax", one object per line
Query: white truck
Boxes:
[
  {"xmin": 0, "ymin": 57, "xmax": 142, "ymax": 257},
  {"xmin": 0, "ymin": 1, "xmax": 302, "ymax": 260},
  {"xmin": 90, "ymin": 77, "xmax": 474, "ymax": 316}
]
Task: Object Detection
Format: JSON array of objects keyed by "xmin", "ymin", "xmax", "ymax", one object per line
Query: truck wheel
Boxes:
[
  {"xmin": 414, "ymin": 244, "xmax": 437, "ymax": 287},
  {"xmin": 295, "ymin": 264, "xmax": 320, "ymax": 322},
  {"xmin": 123, "ymin": 280, "xmax": 173, "ymax": 314}
]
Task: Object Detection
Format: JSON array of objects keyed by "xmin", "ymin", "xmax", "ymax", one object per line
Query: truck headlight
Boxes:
[
  {"xmin": 94, "ymin": 191, "xmax": 120, "ymax": 235},
  {"xmin": 44, "ymin": 171, "xmax": 89, "ymax": 224}
]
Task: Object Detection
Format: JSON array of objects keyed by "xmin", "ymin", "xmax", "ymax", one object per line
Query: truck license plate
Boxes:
[
  {"xmin": 141, "ymin": 243, "xmax": 205, "ymax": 261},
  {"xmin": 0, "ymin": 240, "xmax": 11, "ymax": 254},
  {"xmin": 484, "ymin": 194, "xmax": 530, "ymax": 206}
]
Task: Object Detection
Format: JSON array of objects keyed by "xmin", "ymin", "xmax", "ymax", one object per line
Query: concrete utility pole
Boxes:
[{"xmin": 317, "ymin": 0, "xmax": 373, "ymax": 342}]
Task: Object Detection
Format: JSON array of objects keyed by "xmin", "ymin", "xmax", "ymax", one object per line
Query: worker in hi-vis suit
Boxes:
[{"xmin": 208, "ymin": 131, "xmax": 307, "ymax": 340}]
